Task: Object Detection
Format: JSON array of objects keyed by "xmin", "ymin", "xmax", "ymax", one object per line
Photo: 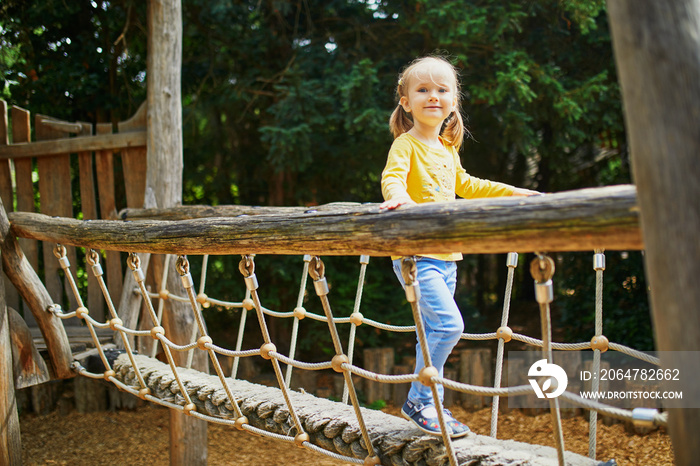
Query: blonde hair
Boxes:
[{"xmin": 389, "ymin": 56, "xmax": 467, "ymax": 151}]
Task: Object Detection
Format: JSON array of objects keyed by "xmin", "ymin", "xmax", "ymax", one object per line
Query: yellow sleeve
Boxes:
[
  {"xmin": 381, "ymin": 138, "xmax": 413, "ymax": 202},
  {"xmin": 454, "ymin": 152, "xmax": 516, "ymax": 199}
]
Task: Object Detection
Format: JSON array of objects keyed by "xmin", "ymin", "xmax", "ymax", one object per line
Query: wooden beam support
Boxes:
[
  {"xmin": 0, "ymin": 252, "xmax": 21, "ymax": 465},
  {"xmin": 607, "ymin": 2, "xmax": 700, "ymax": 465},
  {"xmin": 8, "ymin": 185, "xmax": 642, "ymax": 256},
  {"xmin": 0, "ymin": 199, "xmax": 73, "ymax": 380}
]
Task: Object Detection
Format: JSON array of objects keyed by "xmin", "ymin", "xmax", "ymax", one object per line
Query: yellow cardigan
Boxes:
[{"xmin": 381, "ymin": 133, "xmax": 515, "ymax": 261}]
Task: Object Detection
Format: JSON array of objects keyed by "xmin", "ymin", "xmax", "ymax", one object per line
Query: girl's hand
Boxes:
[
  {"xmin": 379, "ymin": 197, "xmax": 416, "ymax": 211},
  {"xmin": 511, "ymin": 188, "xmax": 542, "ymax": 197}
]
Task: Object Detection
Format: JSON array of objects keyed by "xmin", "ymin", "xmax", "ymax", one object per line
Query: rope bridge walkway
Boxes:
[{"xmin": 43, "ymin": 235, "xmax": 662, "ymax": 466}]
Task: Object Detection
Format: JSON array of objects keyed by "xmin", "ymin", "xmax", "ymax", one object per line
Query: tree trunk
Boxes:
[{"xmin": 606, "ymin": 2, "xmax": 700, "ymax": 465}]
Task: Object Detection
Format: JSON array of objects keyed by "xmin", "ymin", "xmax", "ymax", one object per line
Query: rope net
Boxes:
[{"xmin": 48, "ymin": 244, "xmax": 663, "ymax": 466}]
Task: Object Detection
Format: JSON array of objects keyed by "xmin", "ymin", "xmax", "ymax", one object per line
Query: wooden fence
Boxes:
[{"xmin": 0, "ymin": 99, "xmax": 147, "ymax": 342}]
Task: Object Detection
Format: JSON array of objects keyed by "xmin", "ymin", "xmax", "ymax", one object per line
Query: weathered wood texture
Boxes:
[
  {"xmin": 0, "ymin": 256, "xmax": 22, "ymax": 465},
  {"xmin": 147, "ymin": 0, "xmax": 205, "ymax": 462},
  {"xmin": 8, "ymin": 306, "xmax": 50, "ymax": 389},
  {"xmin": 0, "ymin": 198, "xmax": 73, "ymax": 380},
  {"xmin": 607, "ymin": 2, "xmax": 700, "ymax": 465},
  {"xmin": 114, "ymin": 354, "xmax": 599, "ymax": 466},
  {"xmin": 0, "ymin": 102, "xmax": 19, "ymax": 317},
  {"xmin": 0, "ymin": 131, "xmax": 146, "ymax": 159},
  {"xmin": 9, "ymin": 185, "xmax": 642, "ymax": 256},
  {"xmin": 0, "ymin": 99, "xmax": 147, "ymax": 336}
]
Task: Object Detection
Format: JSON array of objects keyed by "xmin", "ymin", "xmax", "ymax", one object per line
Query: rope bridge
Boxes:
[{"xmin": 6, "ymin": 187, "xmax": 660, "ymax": 466}]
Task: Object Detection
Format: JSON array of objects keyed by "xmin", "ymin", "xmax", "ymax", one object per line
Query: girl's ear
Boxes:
[{"xmin": 400, "ymin": 96, "xmax": 411, "ymax": 112}]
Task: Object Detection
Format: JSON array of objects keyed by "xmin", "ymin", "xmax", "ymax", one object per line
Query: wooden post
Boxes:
[
  {"xmin": 606, "ymin": 2, "xmax": 700, "ymax": 465},
  {"xmin": 363, "ymin": 347, "xmax": 394, "ymax": 404},
  {"xmin": 458, "ymin": 348, "xmax": 492, "ymax": 409},
  {"xmin": 1, "ymin": 251, "xmax": 21, "ymax": 465},
  {"xmin": 147, "ymin": 0, "xmax": 206, "ymax": 463}
]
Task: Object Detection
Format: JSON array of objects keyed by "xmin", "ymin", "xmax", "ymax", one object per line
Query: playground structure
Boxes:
[
  {"xmin": 1, "ymin": 1, "xmax": 700, "ymax": 465},
  {"xmin": 0, "ymin": 102, "xmax": 672, "ymax": 465}
]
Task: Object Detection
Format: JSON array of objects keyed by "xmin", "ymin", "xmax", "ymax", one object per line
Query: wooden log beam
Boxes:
[
  {"xmin": 8, "ymin": 185, "xmax": 642, "ymax": 256},
  {"xmin": 119, "ymin": 202, "xmax": 368, "ymax": 221},
  {"xmin": 0, "ymin": 131, "xmax": 146, "ymax": 159}
]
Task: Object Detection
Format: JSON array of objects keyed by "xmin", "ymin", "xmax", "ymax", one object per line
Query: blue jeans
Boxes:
[{"xmin": 393, "ymin": 257, "xmax": 464, "ymax": 405}]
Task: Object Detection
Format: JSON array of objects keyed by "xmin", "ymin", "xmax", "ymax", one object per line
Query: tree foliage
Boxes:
[{"xmin": 0, "ymin": 1, "xmax": 652, "ymax": 358}]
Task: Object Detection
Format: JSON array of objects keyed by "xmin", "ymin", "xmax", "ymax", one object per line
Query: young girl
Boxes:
[{"xmin": 380, "ymin": 56, "xmax": 537, "ymax": 438}]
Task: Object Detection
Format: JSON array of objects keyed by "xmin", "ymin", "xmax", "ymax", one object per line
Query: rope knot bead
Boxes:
[
  {"xmin": 159, "ymin": 289, "xmax": 170, "ymax": 300},
  {"xmin": 260, "ymin": 343, "xmax": 276, "ymax": 359},
  {"xmin": 331, "ymin": 354, "xmax": 349, "ymax": 373},
  {"xmin": 76, "ymin": 306, "xmax": 89, "ymax": 319},
  {"xmin": 242, "ymin": 298, "xmax": 255, "ymax": 311},
  {"xmin": 183, "ymin": 403, "xmax": 197, "ymax": 415},
  {"xmin": 364, "ymin": 455, "xmax": 381, "ymax": 466},
  {"xmin": 138, "ymin": 388, "xmax": 151, "ymax": 399},
  {"xmin": 418, "ymin": 366, "xmax": 439, "ymax": 387},
  {"xmin": 109, "ymin": 317, "xmax": 123, "ymax": 331},
  {"xmin": 294, "ymin": 432, "xmax": 310, "ymax": 448},
  {"xmin": 150, "ymin": 326, "xmax": 165, "ymax": 339},
  {"xmin": 496, "ymin": 326, "xmax": 513, "ymax": 342},
  {"xmin": 591, "ymin": 335, "xmax": 609, "ymax": 352},
  {"xmin": 350, "ymin": 312, "xmax": 363, "ymax": 326},
  {"xmin": 103, "ymin": 370, "xmax": 115, "ymax": 380},
  {"xmin": 197, "ymin": 335, "xmax": 213, "ymax": 350},
  {"xmin": 234, "ymin": 416, "xmax": 248, "ymax": 430},
  {"xmin": 293, "ymin": 306, "xmax": 306, "ymax": 320},
  {"xmin": 196, "ymin": 292, "xmax": 209, "ymax": 306}
]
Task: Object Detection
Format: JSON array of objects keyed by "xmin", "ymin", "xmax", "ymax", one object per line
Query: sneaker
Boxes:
[
  {"xmin": 401, "ymin": 399, "xmax": 447, "ymax": 436},
  {"xmin": 443, "ymin": 409, "xmax": 470, "ymax": 438}
]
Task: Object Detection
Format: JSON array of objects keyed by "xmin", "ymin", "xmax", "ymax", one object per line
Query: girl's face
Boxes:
[{"xmin": 400, "ymin": 62, "xmax": 458, "ymax": 130}]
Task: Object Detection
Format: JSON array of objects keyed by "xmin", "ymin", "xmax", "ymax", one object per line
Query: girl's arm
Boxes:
[
  {"xmin": 380, "ymin": 138, "xmax": 416, "ymax": 210},
  {"xmin": 511, "ymin": 187, "xmax": 541, "ymax": 196}
]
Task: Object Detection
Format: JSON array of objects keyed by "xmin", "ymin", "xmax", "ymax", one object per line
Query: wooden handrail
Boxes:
[
  {"xmin": 0, "ymin": 131, "xmax": 146, "ymax": 159},
  {"xmin": 8, "ymin": 185, "xmax": 643, "ymax": 256}
]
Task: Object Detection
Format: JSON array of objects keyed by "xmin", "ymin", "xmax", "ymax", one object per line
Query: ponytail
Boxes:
[
  {"xmin": 441, "ymin": 110, "xmax": 467, "ymax": 152},
  {"xmin": 389, "ymin": 104, "xmax": 413, "ymax": 139}
]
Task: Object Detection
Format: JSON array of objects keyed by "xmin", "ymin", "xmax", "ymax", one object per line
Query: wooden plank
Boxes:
[
  {"xmin": 608, "ymin": 3, "xmax": 700, "ymax": 464},
  {"xmin": 35, "ymin": 115, "xmax": 78, "ymax": 315},
  {"xmin": 76, "ymin": 121, "xmax": 104, "ymax": 321},
  {"xmin": 118, "ymin": 102, "xmax": 148, "ymax": 210},
  {"xmin": 0, "ymin": 101, "xmax": 13, "ymax": 213},
  {"xmin": 0, "ymin": 101, "xmax": 20, "ymax": 313},
  {"xmin": 8, "ymin": 186, "xmax": 644, "ymax": 256},
  {"xmin": 0, "ymin": 197, "xmax": 73, "ymax": 379},
  {"xmin": 10, "ymin": 106, "xmax": 38, "ymax": 271},
  {"xmin": 95, "ymin": 123, "xmax": 123, "ymax": 310},
  {"xmin": 0, "ymin": 131, "xmax": 146, "ymax": 159},
  {"xmin": 0, "ymin": 258, "xmax": 21, "ymax": 465}
]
